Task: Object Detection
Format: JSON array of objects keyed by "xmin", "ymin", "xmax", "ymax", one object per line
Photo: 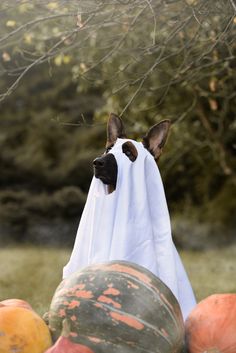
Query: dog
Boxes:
[
  {"xmin": 93, "ymin": 113, "xmax": 171, "ymax": 193},
  {"xmin": 63, "ymin": 112, "xmax": 196, "ymax": 319}
]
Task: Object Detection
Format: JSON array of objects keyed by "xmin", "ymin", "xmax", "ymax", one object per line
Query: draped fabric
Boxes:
[{"xmin": 63, "ymin": 138, "xmax": 196, "ymax": 319}]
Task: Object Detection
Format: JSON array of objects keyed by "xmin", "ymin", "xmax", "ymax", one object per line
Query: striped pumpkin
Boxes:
[{"xmin": 48, "ymin": 261, "xmax": 184, "ymax": 353}]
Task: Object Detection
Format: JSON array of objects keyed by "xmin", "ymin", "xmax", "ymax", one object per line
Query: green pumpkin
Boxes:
[{"xmin": 48, "ymin": 261, "xmax": 184, "ymax": 353}]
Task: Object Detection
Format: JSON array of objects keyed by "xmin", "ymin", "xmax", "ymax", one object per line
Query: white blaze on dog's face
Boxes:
[{"xmin": 93, "ymin": 113, "xmax": 171, "ymax": 193}]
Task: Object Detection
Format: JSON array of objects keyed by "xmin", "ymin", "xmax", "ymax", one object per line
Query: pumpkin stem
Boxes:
[{"xmin": 61, "ymin": 318, "xmax": 71, "ymax": 338}]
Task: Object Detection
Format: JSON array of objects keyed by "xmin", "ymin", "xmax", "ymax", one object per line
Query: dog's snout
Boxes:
[
  {"xmin": 93, "ymin": 153, "xmax": 118, "ymax": 190},
  {"xmin": 93, "ymin": 157, "xmax": 105, "ymax": 168}
]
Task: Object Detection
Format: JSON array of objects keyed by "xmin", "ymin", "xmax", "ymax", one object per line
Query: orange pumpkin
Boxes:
[
  {"xmin": 185, "ymin": 293, "xmax": 236, "ymax": 353},
  {"xmin": 0, "ymin": 298, "xmax": 33, "ymax": 311},
  {"xmin": 45, "ymin": 319, "xmax": 95, "ymax": 353},
  {"xmin": 45, "ymin": 336, "xmax": 95, "ymax": 353},
  {"xmin": 45, "ymin": 320, "xmax": 95, "ymax": 353},
  {"xmin": 0, "ymin": 305, "xmax": 52, "ymax": 353}
]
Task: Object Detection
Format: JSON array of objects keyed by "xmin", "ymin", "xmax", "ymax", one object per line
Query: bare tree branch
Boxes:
[
  {"xmin": 0, "ymin": 0, "xmax": 235, "ymax": 109},
  {"xmin": 0, "ymin": 13, "xmax": 95, "ymax": 101},
  {"xmin": 229, "ymin": 0, "xmax": 236, "ymax": 12}
]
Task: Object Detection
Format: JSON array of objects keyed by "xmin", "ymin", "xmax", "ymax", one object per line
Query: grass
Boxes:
[
  {"xmin": 181, "ymin": 245, "xmax": 236, "ymax": 301},
  {"xmin": 0, "ymin": 245, "xmax": 236, "ymax": 316},
  {"xmin": 0, "ymin": 245, "xmax": 70, "ymax": 315}
]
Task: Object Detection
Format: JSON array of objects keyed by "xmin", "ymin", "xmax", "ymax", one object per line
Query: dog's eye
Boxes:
[{"xmin": 122, "ymin": 141, "xmax": 138, "ymax": 162}]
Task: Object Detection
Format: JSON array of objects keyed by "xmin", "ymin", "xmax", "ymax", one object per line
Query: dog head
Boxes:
[{"xmin": 93, "ymin": 113, "xmax": 171, "ymax": 192}]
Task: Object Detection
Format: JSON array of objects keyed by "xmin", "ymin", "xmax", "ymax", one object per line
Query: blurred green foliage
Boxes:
[
  {"xmin": 0, "ymin": 0, "xmax": 235, "ymax": 247},
  {"xmin": 0, "ymin": 64, "xmax": 106, "ymax": 244}
]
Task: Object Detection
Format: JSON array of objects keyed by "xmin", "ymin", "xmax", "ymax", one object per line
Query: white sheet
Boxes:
[{"xmin": 63, "ymin": 138, "xmax": 196, "ymax": 319}]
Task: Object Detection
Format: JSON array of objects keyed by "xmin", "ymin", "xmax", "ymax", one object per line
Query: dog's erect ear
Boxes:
[
  {"xmin": 106, "ymin": 113, "xmax": 126, "ymax": 148},
  {"xmin": 142, "ymin": 120, "xmax": 171, "ymax": 160}
]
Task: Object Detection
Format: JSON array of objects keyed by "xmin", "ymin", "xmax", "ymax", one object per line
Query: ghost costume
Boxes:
[{"xmin": 63, "ymin": 138, "xmax": 196, "ymax": 319}]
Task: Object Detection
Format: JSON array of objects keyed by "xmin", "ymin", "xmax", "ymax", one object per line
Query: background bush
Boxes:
[{"xmin": 0, "ymin": 0, "xmax": 235, "ymax": 248}]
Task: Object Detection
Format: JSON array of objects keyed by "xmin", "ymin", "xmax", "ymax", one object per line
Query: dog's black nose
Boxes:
[{"xmin": 93, "ymin": 157, "xmax": 105, "ymax": 168}]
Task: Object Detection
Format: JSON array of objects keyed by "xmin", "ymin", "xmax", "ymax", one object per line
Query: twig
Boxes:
[
  {"xmin": 229, "ymin": 0, "xmax": 236, "ymax": 12},
  {"xmin": 119, "ymin": 75, "xmax": 147, "ymax": 116},
  {"xmin": 0, "ymin": 14, "xmax": 95, "ymax": 102}
]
